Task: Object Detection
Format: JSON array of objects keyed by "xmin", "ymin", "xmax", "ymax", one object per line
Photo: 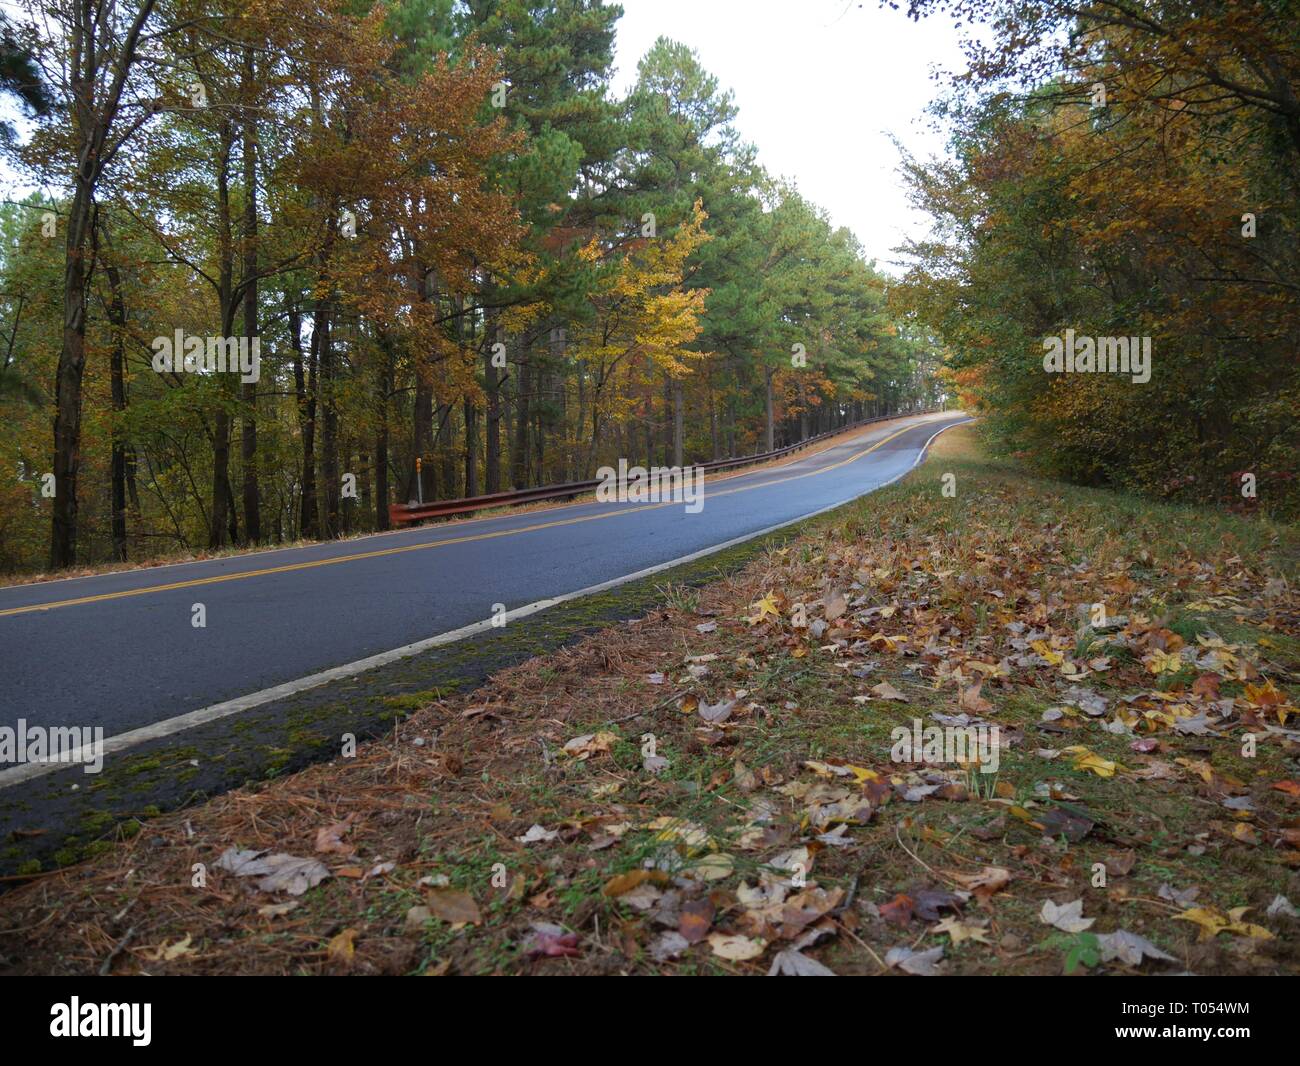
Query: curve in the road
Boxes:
[{"xmin": 0, "ymin": 411, "xmax": 969, "ymax": 783}]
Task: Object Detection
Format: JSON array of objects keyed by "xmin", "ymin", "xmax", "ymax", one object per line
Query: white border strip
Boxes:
[{"xmin": 0, "ymin": 416, "xmax": 971, "ymax": 789}]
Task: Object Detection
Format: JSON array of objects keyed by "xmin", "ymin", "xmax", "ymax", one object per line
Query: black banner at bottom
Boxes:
[{"xmin": 0, "ymin": 974, "xmax": 1287, "ymax": 1049}]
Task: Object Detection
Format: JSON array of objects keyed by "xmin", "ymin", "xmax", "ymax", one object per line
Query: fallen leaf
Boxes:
[
  {"xmin": 425, "ymin": 888, "xmax": 481, "ymax": 926},
  {"xmin": 1040, "ymin": 898, "xmax": 1094, "ymax": 933},
  {"xmin": 561, "ymin": 732, "xmax": 618, "ymax": 760},
  {"xmin": 824, "ymin": 590, "xmax": 848, "ymax": 622},
  {"xmin": 679, "ymin": 899, "xmax": 716, "ymax": 944},
  {"xmin": 1039, "ymin": 806, "xmax": 1094, "ymax": 842},
  {"xmin": 707, "ymin": 933, "xmax": 767, "ymax": 961},
  {"xmin": 885, "ymin": 944, "xmax": 944, "ymax": 975},
  {"xmin": 1174, "ymin": 906, "xmax": 1273, "ymax": 941},
  {"xmin": 1096, "ymin": 929, "xmax": 1176, "ymax": 966},
  {"xmin": 699, "ymin": 698, "xmax": 736, "ymax": 723},
  {"xmin": 1104, "ymin": 850, "xmax": 1136, "ymax": 877},
  {"xmin": 1158, "ymin": 882, "xmax": 1200, "ymax": 907},
  {"xmin": 685, "ymin": 852, "xmax": 735, "ymax": 881},
  {"xmin": 314, "ymin": 815, "xmax": 357, "ymax": 856},
  {"xmin": 750, "ymin": 593, "xmax": 781, "ymax": 624},
  {"xmin": 326, "ymin": 928, "xmax": 357, "ymax": 965},
  {"xmin": 1064, "ymin": 746, "xmax": 1123, "ymax": 778},
  {"xmin": 959, "ymin": 682, "xmax": 993, "ymax": 714},
  {"xmin": 1266, "ymin": 895, "xmax": 1298, "ymax": 919},
  {"xmin": 515, "ymin": 824, "xmax": 559, "ymax": 845},
  {"xmin": 523, "ymin": 922, "xmax": 581, "ymax": 958},
  {"xmin": 215, "ymin": 848, "xmax": 330, "ymax": 896},
  {"xmin": 913, "ymin": 887, "xmax": 963, "ymax": 922},
  {"xmin": 880, "ymin": 893, "xmax": 914, "ymax": 926},
  {"xmin": 945, "ymin": 866, "xmax": 1011, "ymax": 901},
  {"xmin": 142, "ymin": 934, "xmax": 196, "ymax": 962},
  {"xmin": 603, "ymin": 870, "xmax": 665, "ymax": 897},
  {"xmin": 768, "ymin": 948, "xmax": 836, "ymax": 976},
  {"xmin": 649, "ymin": 930, "xmax": 690, "ymax": 962},
  {"xmin": 932, "ymin": 915, "xmax": 990, "ymax": 945}
]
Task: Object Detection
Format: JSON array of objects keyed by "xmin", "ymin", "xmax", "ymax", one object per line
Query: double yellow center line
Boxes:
[{"xmin": 0, "ymin": 420, "xmax": 930, "ymax": 619}]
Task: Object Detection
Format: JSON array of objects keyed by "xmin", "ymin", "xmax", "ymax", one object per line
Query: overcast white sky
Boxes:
[{"xmin": 612, "ymin": 0, "xmax": 970, "ymax": 272}]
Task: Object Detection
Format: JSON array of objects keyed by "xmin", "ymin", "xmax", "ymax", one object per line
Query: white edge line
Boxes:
[{"xmin": 0, "ymin": 415, "xmax": 971, "ymax": 789}]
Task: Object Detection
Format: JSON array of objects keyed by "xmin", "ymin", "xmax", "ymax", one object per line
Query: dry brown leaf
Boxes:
[{"xmin": 425, "ymin": 888, "xmax": 482, "ymax": 926}]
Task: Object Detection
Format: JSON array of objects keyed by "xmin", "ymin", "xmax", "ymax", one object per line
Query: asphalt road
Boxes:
[{"xmin": 0, "ymin": 411, "xmax": 968, "ymax": 764}]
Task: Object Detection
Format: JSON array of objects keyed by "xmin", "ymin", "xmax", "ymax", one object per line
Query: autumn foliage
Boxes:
[{"xmin": 894, "ymin": 0, "xmax": 1300, "ymax": 519}]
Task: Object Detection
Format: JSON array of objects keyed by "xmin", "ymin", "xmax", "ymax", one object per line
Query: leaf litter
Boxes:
[{"xmin": 2, "ymin": 434, "xmax": 1297, "ymax": 975}]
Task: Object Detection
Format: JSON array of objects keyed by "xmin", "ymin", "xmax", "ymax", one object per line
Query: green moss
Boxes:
[
  {"xmin": 78, "ymin": 809, "xmax": 115, "ymax": 835},
  {"xmin": 381, "ymin": 689, "xmax": 442, "ymax": 710}
]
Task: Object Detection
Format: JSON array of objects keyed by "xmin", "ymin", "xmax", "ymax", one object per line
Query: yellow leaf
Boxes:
[
  {"xmin": 642, "ymin": 816, "xmax": 714, "ymax": 853},
  {"xmin": 1175, "ymin": 906, "xmax": 1273, "ymax": 941},
  {"xmin": 327, "ymin": 928, "xmax": 358, "ymax": 964},
  {"xmin": 602, "ymin": 870, "xmax": 667, "ymax": 897},
  {"xmin": 933, "ymin": 915, "xmax": 990, "ymax": 945},
  {"xmin": 144, "ymin": 934, "xmax": 196, "ymax": 962},
  {"xmin": 1063, "ymin": 746, "xmax": 1123, "ymax": 777},
  {"xmin": 1144, "ymin": 649, "xmax": 1183, "ymax": 675},
  {"xmin": 749, "ymin": 592, "xmax": 781, "ymax": 624},
  {"xmin": 1031, "ymin": 640, "xmax": 1063, "ymax": 666}
]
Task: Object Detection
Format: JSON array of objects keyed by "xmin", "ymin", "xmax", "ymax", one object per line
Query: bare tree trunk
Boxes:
[
  {"xmin": 340, "ymin": 436, "xmax": 352, "ymax": 535},
  {"xmin": 240, "ymin": 45, "xmax": 261, "ymax": 543},
  {"xmin": 409, "ymin": 267, "xmax": 436, "ymax": 502},
  {"xmin": 105, "ymin": 255, "xmax": 129, "ymax": 562},
  {"xmin": 437, "ymin": 401, "xmax": 456, "ymax": 497},
  {"xmin": 49, "ymin": 0, "xmax": 157, "ymax": 569},
  {"xmin": 708, "ymin": 370, "xmax": 719, "ymax": 460},
  {"xmin": 672, "ymin": 377, "xmax": 684, "ymax": 467},
  {"xmin": 319, "ymin": 306, "xmax": 340, "ymax": 537},
  {"xmin": 484, "ymin": 316, "xmax": 502, "ymax": 494},
  {"xmin": 376, "ymin": 334, "xmax": 392, "ymax": 529},
  {"xmin": 411, "ymin": 371, "xmax": 432, "ymax": 502},
  {"xmin": 293, "ymin": 298, "xmax": 319, "ymax": 538},
  {"xmin": 209, "ymin": 121, "xmax": 237, "ymax": 550},
  {"xmin": 360, "ymin": 448, "xmax": 371, "ymax": 526},
  {"xmin": 512, "ymin": 352, "xmax": 530, "ymax": 488},
  {"xmin": 464, "ymin": 396, "xmax": 479, "ymax": 497},
  {"xmin": 550, "ymin": 327, "xmax": 567, "ymax": 478},
  {"xmin": 52, "ymin": 178, "xmax": 92, "ymax": 569},
  {"xmin": 575, "ymin": 349, "xmax": 586, "ymax": 475},
  {"xmin": 764, "ymin": 365, "xmax": 775, "ymax": 452}
]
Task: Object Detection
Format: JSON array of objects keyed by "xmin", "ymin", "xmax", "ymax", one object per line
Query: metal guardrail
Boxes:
[{"xmin": 389, "ymin": 407, "xmax": 944, "ymax": 526}]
